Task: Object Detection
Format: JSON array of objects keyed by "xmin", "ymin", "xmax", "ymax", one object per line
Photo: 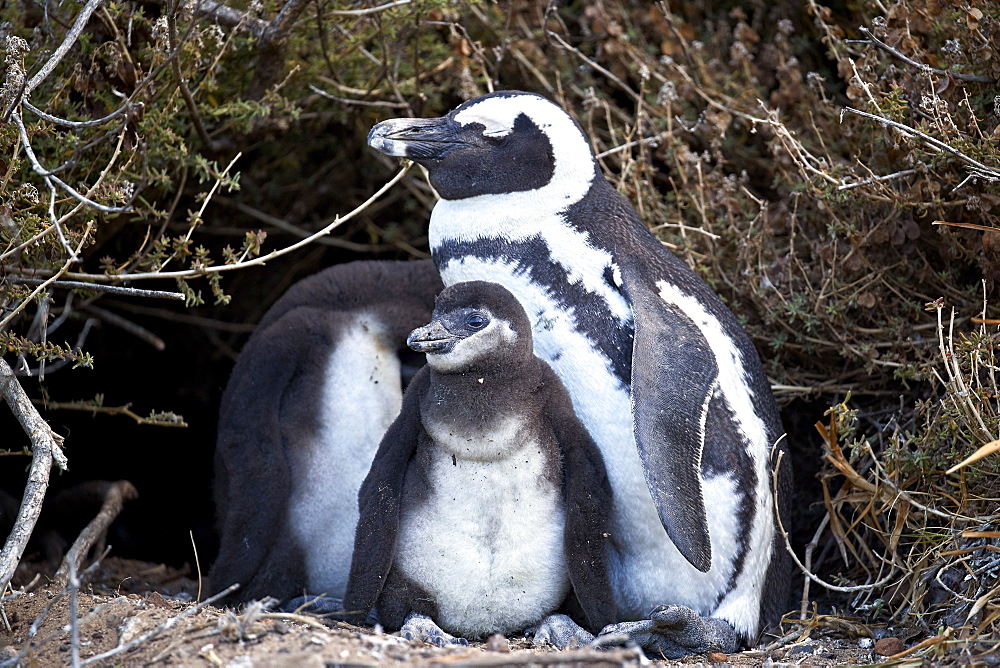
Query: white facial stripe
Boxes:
[
  {"xmin": 424, "ymin": 318, "xmax": 516, "ymax": 373},
  {"xmin": 653, "ymin": 280, "xmax": 774, "ymax": 634},
  {"xmin": 438, "ymin": 96, "xmax": 596, "ymax": 211},
  {"xmin": 454, "ymin": 95, "xmax": 567, "ymax": 136}
]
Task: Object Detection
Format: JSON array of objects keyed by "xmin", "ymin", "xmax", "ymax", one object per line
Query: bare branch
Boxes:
[
  {"xmin": 53, "ymin": 481, "xmax": 139, "ymax": 586},
  {"xmin": 858, "ymin": 27, "xmax": 996, "ymax": 84},
  {"xmin": 12, "ymin": 111, "xmax": 131, "ymax": 214},
  {"xmin": 842, "ymin": 107, "xmax": 1000, "ymax": 181},
  {"xmin": 546, "ymin": 30, "xmax": 641, "ymax": 104},
  {"xmin": 773, "ymin": 449, "xmax": 900, "ymax": 593},
  {"xmin": 837, "ymin": 168, "xmax": 917, "ymax": 191},
  {"xmin": 167, "ymin": 0, "xmax": 219, "ymax": 152},
  {"xmin": 0, "ymin": 357, "xmax": 68, "ymax": 597},
  {"xmin": 309, "ymin": 85, "xmax": 409, "ymax": 108},
  {"xmin": 23, "ymin": 99, "xmax": 140, "ymax": 128},
  {"xmin": 0, "ymin": 222, "xmax": 94, "ymax": 331},
  {"xmin": 79, "ymin": 304, "xmax": 167, "ymax": 351},
  {"xmin": 328, "ymin": 0, "xmax": 411, "ymax": 16},
  {"xmin": 32, "ymin": 163, "xmax": 413, "ymax": 283},
  {"xmin": 7, "ymin": 278, "xmax": 185, "ymax": 300}
]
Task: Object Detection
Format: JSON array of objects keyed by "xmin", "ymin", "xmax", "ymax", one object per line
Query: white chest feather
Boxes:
[
  {"xmin": 396, "ymin": 422, "xmax": 569, "ymax": 637},
  {"xmin": 288, "ymin": 316, "xmax": 403, "ymax": 598}
]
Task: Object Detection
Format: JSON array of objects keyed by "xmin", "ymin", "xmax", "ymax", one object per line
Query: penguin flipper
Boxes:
[
  {"xmin": 620, "ymin": 260, "xmax": 718, "ymax": 573},
  {"xmin": 547, "ymin": 374, "xmax": 617, "ymax": 632},
  {"xmin": 342, "ymin": 369, "xmax": 429, "ymax": 624}
]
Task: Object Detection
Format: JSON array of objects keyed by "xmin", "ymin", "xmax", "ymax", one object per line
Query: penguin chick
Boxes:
[{"xmin": 344, "ymin": 280, "xmax": 616, "ymax": 644}]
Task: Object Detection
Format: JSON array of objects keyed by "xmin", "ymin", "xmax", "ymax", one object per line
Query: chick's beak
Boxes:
[{"xmin": 407, "ymin": 320, "xmax": 458, "ymax": 354}]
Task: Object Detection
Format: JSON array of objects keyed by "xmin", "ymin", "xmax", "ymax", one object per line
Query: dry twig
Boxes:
[{"xmin": 53, "ymin": 481, "xmax": 139, "ymax": 586}]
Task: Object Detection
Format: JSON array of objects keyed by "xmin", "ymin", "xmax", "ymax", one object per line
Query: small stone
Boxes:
[
  {"xmin": 788, "ymin": 644, "xmax": 816, "ymax": 655},
  {"xmin": 874, "ymin": 637, "xmax": 904, "ymax": 656},
  {"xmin": 486, "ymin": 633, "xmax": 510, "ymax": 652},
  {"xmin": 707, "ymin": 652, "xmax": 728, "ymax": 662},
  {"xmin": 145, "ymin": 591, "xmax": 172, "ymax": 609},
  {"xmin": 858, "ymin": 637, "xmax": 874, "ymax": 649}
]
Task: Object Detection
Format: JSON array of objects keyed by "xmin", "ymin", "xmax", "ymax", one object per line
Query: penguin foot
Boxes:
[
  {"xmin": 281, "ymin": 595, "xmax": 344, "ymax": 616},
  {"xmin": 400, "ymin": 612, "xmax": 469, "ymax": 647},
  {"xmin": 528, "ymin": 613, "xmax": 595, "ymax": 649},
  {"xmin": 598, "ymin": 605, "xmax": 738, "ymax": 659},
  {"xmin": 281, "ymin": 595, "xmax": 380, "ymax": 626}
]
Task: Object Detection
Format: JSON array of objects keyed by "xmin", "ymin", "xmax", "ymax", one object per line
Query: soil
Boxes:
[{"xmin": 0, "ymin": 558, "xmax": 886, "ymax": 667}]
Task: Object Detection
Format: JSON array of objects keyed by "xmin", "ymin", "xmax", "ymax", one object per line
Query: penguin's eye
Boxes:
[{"xmin": 466, "ymin": 313, "xmax": 487, "ymax": 329}]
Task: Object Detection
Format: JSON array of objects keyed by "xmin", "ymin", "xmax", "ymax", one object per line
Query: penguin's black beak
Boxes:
[
  {"xmin": 367, "ymin": 117, "xmax": 465, "ymax": 161},
  {"xmin": 407, "ymin": 320, "xmax": 459, "ymax": 354}
]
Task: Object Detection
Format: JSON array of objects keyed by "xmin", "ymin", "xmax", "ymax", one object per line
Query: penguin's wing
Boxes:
[
  {"xmin": 342, "ymin": 369, "xmax": 428, "ymax": 623},
  {"xmin": 547, "ymin": 377, "xmax": 617, "ymax": 632},
  {"xmin": 620, "ymin": 259, "xmax": 718, "ymax": 573}
]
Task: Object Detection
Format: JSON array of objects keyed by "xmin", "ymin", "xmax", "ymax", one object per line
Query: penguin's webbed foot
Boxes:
[
  {"xmin": 598, "ymin": 605, "xmax": 738, "ymax": 659},
  {"xmin": 281, "ymin": 595, "xmax": 344, "ymax": 616},
  {"xmin": 281, "ymin": 595, "xmax": 380, "ymax": 626},
  {"xmin": 528, "ymin": 613, "xmax": 595, "ymax": 649},
  {"xmin": 400, "ymin": 612, "xmax": 469, "ymax": 647}
]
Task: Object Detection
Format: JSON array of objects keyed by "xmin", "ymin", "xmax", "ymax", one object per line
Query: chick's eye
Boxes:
[{"xmin": 467, "ymin": 314, "xmax": 486, "ymax": 329}]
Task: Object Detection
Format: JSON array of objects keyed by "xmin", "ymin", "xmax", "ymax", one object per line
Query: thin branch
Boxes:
[
  {"xmin": 79, "ymin": 304, "xmax": 167, "ymax": 351},
  {"xmin": 97, "ymin": 299, "xmax": 256, "ymax": 332},
  {"xmin": 167, "ymin": 0, "xmax": 218, "ymax": 152},
  {"xmin": 328, "ymin": 0, "xmax": 411, "ymax": 16},
  {"xmin": 841, "ymin": 107, "xmax": 1000, "ymax": 180},
  {"xmin": 0, "ymin": 357, "xmax": 68, "ymax": 597},
  {"xmin": 308, "ymin": 85, "xmax": 409, "ymax": 108},
  {"xmin": 0, "ymin": 223, "xmax": 94, "ymax": 331},
  {"xmin": 773, "ymin": 450, "xmax": 900, "ymax": 592},
  {"xmin": 23, "ymin": 99, "xmax": 140, "ymax": 128},
  {"xmin": 857, "ymin": 27, "xmax": 996, "ymax": 84},
  {"xmin": 40, "ymin": 397, "xmax": 188, "ymax": 426},
  {"xmin": 54, "ymin": 481, "xmax": 139, "ymax": 586},
  {"xmin": 43, "ymin": 163, "xmax": 413, "ymax": 283},
  {"xmin": 213, "ymin": 195, "xmax": 400, "ymax": 252},
  {"xmin": 12, "ymin": 111, "xmax": 131, "ymax": 213},
  {"xmin": 546, "ymin": 30, "xmax": 641, "ymax": 103},
  {"xmin": 837, "ymin": 168, "xmax": 917, "ymax": 191},
  {"xmin": 6, "ymin": 278, "xmax": 185, "ymax": 300}
]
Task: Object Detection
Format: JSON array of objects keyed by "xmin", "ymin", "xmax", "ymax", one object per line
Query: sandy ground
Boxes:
[{"xmin": 0, "ymin": 558, "xmax": 886, "ymax": 667}]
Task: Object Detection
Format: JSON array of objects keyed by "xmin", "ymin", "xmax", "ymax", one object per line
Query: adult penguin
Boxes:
[
  {"xmin": 367, "ymin": 91, "xmax": 792, "ymax": 657},
  {"xmin": 344, "ymin": 280, "xmax": 616, "ymax": 647},
  {"xmin": 210, "ymin": 260, "xmax": 441, "ymax": 604}
]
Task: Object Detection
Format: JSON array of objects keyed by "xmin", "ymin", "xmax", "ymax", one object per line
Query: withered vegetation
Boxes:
[{"xmin": 1, "ymin": 0, "xmax": 999, "ymax": 663}]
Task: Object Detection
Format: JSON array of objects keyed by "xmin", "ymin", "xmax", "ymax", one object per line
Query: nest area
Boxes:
[{"xmin": 1, "ymin": 0, "xmax": 999, "ymax": 663}]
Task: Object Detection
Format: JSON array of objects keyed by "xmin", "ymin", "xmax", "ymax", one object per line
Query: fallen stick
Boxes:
[{"xmin": 53, "ymin": 480, "xmax": 139, "ymax": 586}]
